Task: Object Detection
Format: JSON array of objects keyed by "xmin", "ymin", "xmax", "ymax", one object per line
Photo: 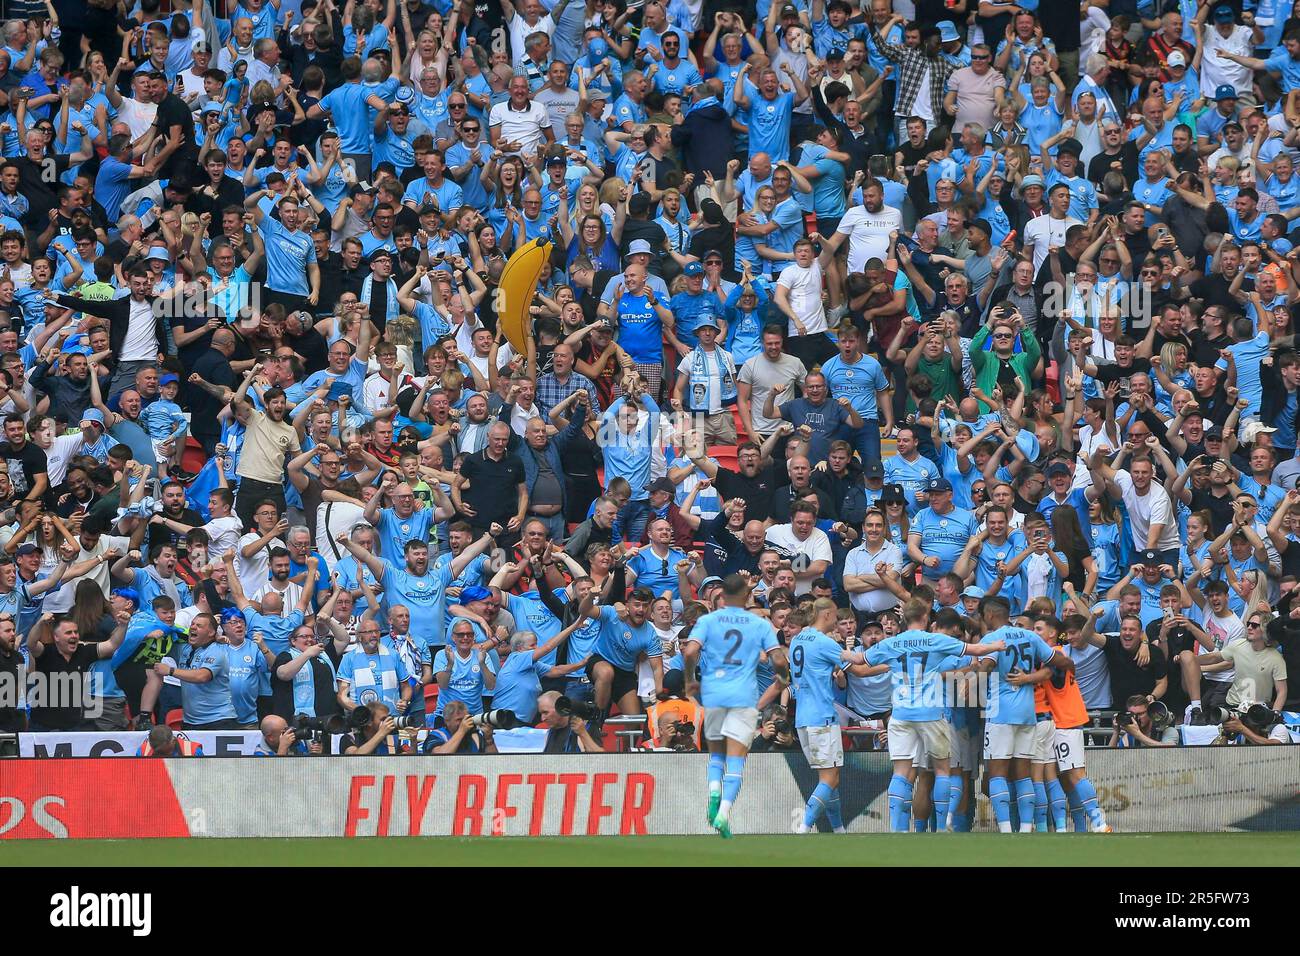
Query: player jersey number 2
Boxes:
[{"xmin": 721, "ymin": 629, "xmax": 744, "ymax": 667}]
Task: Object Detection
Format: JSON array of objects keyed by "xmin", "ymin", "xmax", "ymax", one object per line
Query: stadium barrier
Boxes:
[{"xmin": 2, "ymin": 749, "xmax": 1297, "ymax": 839}]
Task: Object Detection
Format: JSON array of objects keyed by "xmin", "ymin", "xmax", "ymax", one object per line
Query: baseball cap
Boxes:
[
  {"xmin": 1020, "ymin": 174, "xmax": 1045, "ymax": 189},
  {"xmin": 926, "ymin": 477, "xmax": 953, "ymax": 493},
  {"xmin": 146, "ymin": 247, "xmax": 170, "ymax": 261},
  {"xmin": 1167, "ymin": 50, "xmax": 1187, "ymax": 68},
  {"xmin": 695, "ymin": 314, "xmax": 721, "ymax": 331},
  {"xmin": 367, "ymin": 249, "xmax": 393, "ymax": 267},
  {"xmin": 863, "ymin": 460, "xmax": 885, "ymax": 479},
  {"xmin": 825, "ymin": 48, "xmax": 845, "ymax": 61},
  {"xmin": 646, "ymin": 476, "xmax": 676, "ymax": 495},
  {"xmin": 1215, "ymin": 84, "xmax": 1238, "ymax": 101},
  {"xmin": 961, "ymin": 585, "xmax": 986, "ymax": 599},
  {"xmin": 700, "ymin": 576, "xmax": 724, "ymax": 590},
  {"xmin": 1044, "ymin": 462, "xmax": 1071, "ymax": 478},
  {"xmin": 1138, "ymin": 549, "xmax": 1159, "ymax": 564},
  {"xmin": 936, "ymin": 20, "xmax": 961, "ymax": 42},
  {"xmin": 625, "ymin": 238, "xmax": 653, "ymax": 257},
  {"xmin": 201, "ymin": 103, "xmax": 222, "ymax": 115},
  {"xmin": 1214, "ymin": 4, "xmax": 1236, "ymax": 21},
  {"xmin": 80, "ymin": 408, "xmax": 105, "ymax": 429},
  {"xmin": 1204, "ymin": 423, "xmax": 1224, "ymax": 439},
  {"xmin": 1241, "ymin": 421, "xmax": 1278, "ymax": 444},
  {"xmin": 545, "ymin": 154, "xmax": 567, "ymax": 167},
  {"xmin": 159, "ymin": 373, "xmax": 179, "ymax": 386},
  {"xmin": 969, "ymin": 218, "xmax": 992, "ymax": 237},
  {"xmin": 702, "ymin": 249, "xmax": 724, "ymax": 262},
  {"xmin": 192, "ymin": 41, "xmax": 212, "ymax": 54},
  {"xmin": 683, "ymin": 261, "xmax": 704, "ymax": 277},
  {"xmin": 14, "ymin": 543, "xmax": 38, "ymax": 557}
]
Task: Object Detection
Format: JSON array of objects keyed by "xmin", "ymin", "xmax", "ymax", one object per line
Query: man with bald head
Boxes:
[
  {"xmin": 771, "ymin": 455, "xmax": 839, "ymax": 523},
  {"xmin": 537, "ymin": 342, "xmax": 601, "ymax": 418},
  {"xmin": 703, "ymin": 492, "xmax": 771, "ymax": 576},
  {"xmin": 454, "ymin": 421, "xmax": 529, "ymax": 543},
  {"xmin": 366, "ymin": 471, "xmax": 435, "ymax": 563}
]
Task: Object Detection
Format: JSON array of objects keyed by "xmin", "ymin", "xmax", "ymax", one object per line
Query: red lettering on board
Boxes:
[
  {"xmin": 557, "ymin": 773, "xmax": 586, "ymax": 835},
  {"xmin": 405, "ymin": 776, "xmax": 436, "ymax": 836},
  {"xmin": 587, "ymin": 773, "xmax": 618, "ymax": 835},
  {"xmin": 453, "ymin": 774, "xmax": 487, "ymax": 835},
  {"xmin": 344, "ymin": 776, "xmax": 375, "ymax": 838},
  {"xmin": 492, "ymin": 773, "xmax": 523, "ymax": 835},
  {"xmin": 620, "ymin": 773, "xmax": 655, "ymax": 834},
  {"xmin": 376, "ymin": 775, "xmax": 395, "ymax": 837}
]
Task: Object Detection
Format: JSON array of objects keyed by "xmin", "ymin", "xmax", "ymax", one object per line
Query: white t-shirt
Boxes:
[
  {"xmin": 1112, "ymin": 469, "xmax": 1181, "ymax": 553},
  {"xmin": 1194, "ymin": 610, "xmax": 1245, "ymax": 684},
  {"xmin": 843, "ymin": 539, "xmax": 906, "ymax": 613},
  {"xmin": 41, "ymin": 533, "xmax": 131, "ymax": 614},
  {"xmin": 237, "ymin": 530, "xmax": 284, "ymax": 597},
  {"xmin": 763, "ymin": 524, "xmax": 833, "ymax": 594},
  {"xmin": 489, "ymin": 99, "xmax": 553, "ymax": 155},
  {"xmin": 776, "ymin": 261, "xmax": 826, "ymax": 337},
  {"xmin": 120, "ymin": 296, "xmax": 161, "ymax": 362},
  {"xmin": 45, "ymin": 433, "xmax": 83, "ymax": 488},
  {"xmin": 1023, "ymin": 214, "xmax": 1082, "ymax": 275},
  {"xmin": 116, "ymin": 97, "xmax": 159, "ymax": 140},
  {"xmin": 317, "ymin": 500, "xmax": 366, "ymax": 568},
  {"xmin": 836, "ymin": 204, "xmax": 903, "ymax": 274},
  {"xmin": 202, "ymin": 515, "xmax": 244, "ymax": 557},
  {"xmin": 508, "ymin": 13, "xmax": 555, "ymax": 70}
]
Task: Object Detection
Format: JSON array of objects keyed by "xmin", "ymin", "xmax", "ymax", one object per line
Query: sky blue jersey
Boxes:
[{"xmin": 691, "ymin": 606, "xmax": 778, "ymax": 709}]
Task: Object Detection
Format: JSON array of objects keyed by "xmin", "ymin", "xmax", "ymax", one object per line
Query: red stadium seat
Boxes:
[
  {"xmin": 165, "ymin": 709, "xmax": 184, "ymax": 730},
  {"xmin": 707, "ymin": 445, "xmax": 739, "ymax": 471},
  {"xmin": 1046, "ymin": 360, "xmax": 1060, "ymax": 405},
  {"xmin": 731, "ymin": 406, "xmax": 746, "ymax": 439},
  {"xmin": 180, "ymin": 437, "xmax": 207, "ymax": 479},
  {"xmin": 424, "ymin": 683, "xmax": 440, "ymax": 704}
]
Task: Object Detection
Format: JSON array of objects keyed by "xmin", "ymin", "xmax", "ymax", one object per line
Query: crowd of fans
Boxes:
[{"xmin": 0, "ymin": 0, "xmax": 1298, "ymax": 762}]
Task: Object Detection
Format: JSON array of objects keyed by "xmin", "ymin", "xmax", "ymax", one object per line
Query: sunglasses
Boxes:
[
  {"xmin": 450, "ymin": 103, "xmax": 467, "ymax": 109},
  {"xmin": 971, "ymin": 54, "xmax": 990, "ymax": 60},
  {"xmin": 1248, "ymin": 621, "xmax": 1261, "ymax": 629}
]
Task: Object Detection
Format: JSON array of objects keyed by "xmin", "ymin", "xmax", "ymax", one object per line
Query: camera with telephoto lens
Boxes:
[
  {"xmin": 391, "ymin": 715, "xmax": 423, "ymax": 730},
  {"xmin": 469, "ymin": 709, "xmax": 520, "ymax": 730},
  {"xmin": 555, "ymin": 695, "xmax": 599, "ymax": 721},
  {"xmin": 675, "ymin": 720, "xmax": 695, "ymax": 737},
  {"xmin": 1243, "ymin": 703, "xmax": 1282, "ymax": 729},
  {"xmin": 291, "ymin": 714, "xmax": 327, "ymax": 743},
  {"xmin": 772, "ymin": 714, "xmax": 793, "ymax": 734}
]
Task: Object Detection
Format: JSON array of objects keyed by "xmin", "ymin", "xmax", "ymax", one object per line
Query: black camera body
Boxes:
[{"xmin": 555, "ymin": 695, "xmax": 599, "ymax": 721}]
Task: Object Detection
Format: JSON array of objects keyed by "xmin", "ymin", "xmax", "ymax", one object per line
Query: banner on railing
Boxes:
[{"xmin": 2, "ymin": 749, "xmax": 1297, "ymax": 838}]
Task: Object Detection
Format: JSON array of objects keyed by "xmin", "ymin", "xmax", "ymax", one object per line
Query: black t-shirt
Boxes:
[
  {"xmin": 1190, "ymin": 329, "xmax": 1232, "ymax": 369},
  {"xmin": 713, "ymin": 464, "xmax": 777, "ymax": 523},
  {"xmin": 1091, "ymin": 357, "xmax": 1153, "ymax": 384},
  {"xmin": 1086, "ymin": 144, "xmax": 1140, "ymax": 192},
  {"xmin": 155, "ymin": 93, "xmax": 198, "ymax": 171},
  {"xmin": 618, "ymin": 219, "xmax": 668, "ymax": 264},
  {"xmin": 1104, "ymin": 636, "xmax": 1167, "ymax": 704},
  {"xmin": 14, "ymin": 154, "xmax": 70, "ymax": 228},
  {"xmin": 1189, "ymin": 487, "xmax": 1236, "ymax": 535},
  {"xmin": 0, "ymin": 646, "xmax": 20, "ymax": 731},
  {"xmin": 460, "ymin": 449, "xmax": 526, "ymax": 527},
  {"xmin": 31, "ymin": 643, "xmax": 100, "ymax": 730},
  {"xmin": 769, "ymin": 483, "xmax": 839, "ymax": 524},
  {"xmin": 1188, "ymin": 273, "xmax": 1238, "ymax": 310},
  {"xmin": 0, "ymin": 440, "xmax": 47, "ymax": 500},
  {"xmin": 1145, "ymin": 617, "xmax": 1195, "ymax": 661},
  {"xmin": 288, "ymin": 327, "xmax": 329, "ymax": 375}
]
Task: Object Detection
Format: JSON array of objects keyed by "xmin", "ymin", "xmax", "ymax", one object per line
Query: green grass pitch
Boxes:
[{"xmin": 3, "ymin": 832, "xmax": 1297, "ymax": 866}]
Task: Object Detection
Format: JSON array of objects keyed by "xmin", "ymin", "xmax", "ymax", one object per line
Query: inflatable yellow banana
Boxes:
[{"xmin": 496, "ymin": 237, "xmax": 552, "ymax": 355}]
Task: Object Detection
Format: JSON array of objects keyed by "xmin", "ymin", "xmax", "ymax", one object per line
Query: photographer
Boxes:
[
  {"xmin": 750, "ymin": 703, "xmax": 798, "ymax": 752},
  {"xmin": 1108, "ymin": 694, "xmax": 1179, "ymax": 748},
  {"xmin": 644, "ymin": 670, "xmax": 703, "ymax": 750},
  {"xmin": 255, "ymin": 714, "xmax": 322, "ymax": 756},
  {"xmin": 1219, "ymin": 707, "xmax": 1293, "ymax": 745},
  {"xmin": 422, "ymin": 700, "xmax": 498, "ymax": 754},
  {"xmin": 537, "ymin": 690, "xmax": 605, "ymax": 753},
  {"xmin": 339, "ymin": 702, "xmax": 400, "ymax": 755}
]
